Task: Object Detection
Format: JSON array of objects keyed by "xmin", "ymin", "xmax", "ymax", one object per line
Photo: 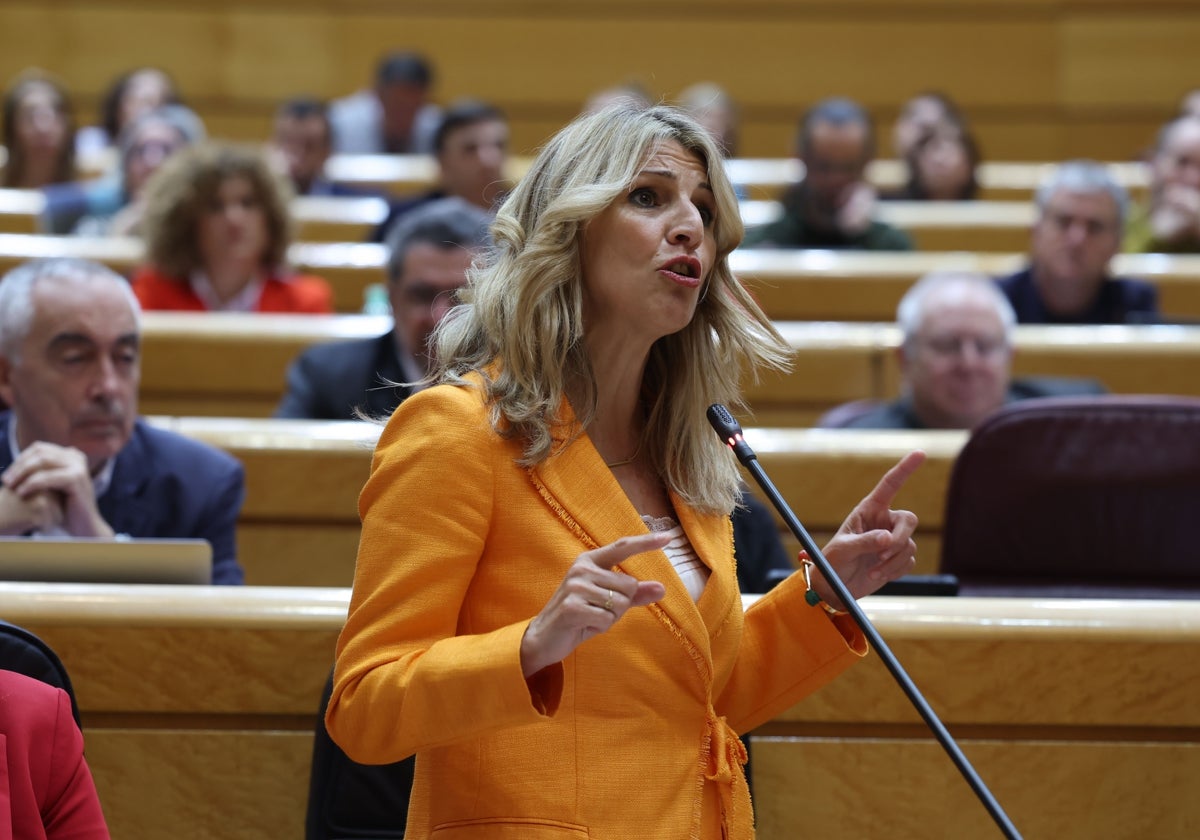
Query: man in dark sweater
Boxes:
[
  {"xmin": 996, "ymin": 160, "xmax": 1159, "ymax": 324},
  {"xmin": 743, "ymin": 97, "xmax": 912, "ymax": 251}
]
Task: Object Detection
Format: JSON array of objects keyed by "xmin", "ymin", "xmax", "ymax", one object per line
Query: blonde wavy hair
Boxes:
[
  {"xmin": 140, "ymin": 142, "xmax": 294, "ymax": 279},
  {"xmin": 433, "ymin": 102, "xmax": 790, "ymax": 514}
]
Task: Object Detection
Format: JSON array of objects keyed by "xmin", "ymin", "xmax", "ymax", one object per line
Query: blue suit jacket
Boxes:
[
  {"xmin": 275, "ymin": 331, "xmax": 412, "ymax": 422},
  {"xmin": 0, "ymin": 413, "xmax": 246, "ymax": 585}
]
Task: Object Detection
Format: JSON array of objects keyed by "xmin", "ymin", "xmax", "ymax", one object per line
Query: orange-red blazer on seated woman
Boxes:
[
  {"xmin": 328, "ymin": 378, "xmax": 867, "ymax": 840},
  {"xmin": 130, "ymin": 266, "xmax": 334, "ymax": 314},
  {"xmin": 0, "ymin": 669, "xmax": 110, "ymax": 839}
]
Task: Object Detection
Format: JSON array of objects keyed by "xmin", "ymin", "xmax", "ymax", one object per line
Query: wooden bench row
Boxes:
[
  {"xmin": 1, "ymin": 190, "xmax": 1037, "ymax": 251},
  {"xmin": 4, "ymin": 581, "xmax": 1195, "ymax": 839},
  {"xmin": 7, "ymin": 231, "xmax": 1200, "ymax": 323},
  {"xmin": 1, "ymin": 0, "xmax": 1191, "ymax": 162},
  {"xmin": 293, "ymin": 197, "xmax": 1042, "ymax": 252},
  {"xmin": 133, "ymin": 314, "xmax": 1200, "ymax": 426},
  {"xmin": 318, "ymin": 155, "xmax": 1151, "ymax": 203},
  {"xmin": 148, "ymin": 417, "xmax": 962, "ymax": 588}
]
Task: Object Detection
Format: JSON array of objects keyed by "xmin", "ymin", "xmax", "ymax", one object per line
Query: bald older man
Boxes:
[
  {"xmin": 0, "ymin": 258, "xmax": 245, "ymax": 584},
  {"xmin": 821, "ymin": 272, "xmax": 1104, "ymax": 430}
]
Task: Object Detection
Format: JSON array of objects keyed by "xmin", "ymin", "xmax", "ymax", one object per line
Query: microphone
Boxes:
[{"xmin": 707, "ymin": 404, "xmax": 1022, "ymax": 840}]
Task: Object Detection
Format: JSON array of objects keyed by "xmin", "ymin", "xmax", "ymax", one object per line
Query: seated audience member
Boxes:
[
  {"xmin": 2, "ymin": 70, "xmax": 76, "ymax": 189},
  {"xmin": 269, "ymin": 97, "xmax": 375, "ymax": 197},
  {"xmin": 1125, "ymin": 115, "xmax": 1200, "ymax": 253},
  {"xmin": 883, "ymin": 122, "xmax": 980, "ymax": 201},
  {"xmin": 76, "ymin": 66, "xmax": 180, "ymax": 159},
  {"xmin": 677, "ymin": 83, "xmax": 738, "ymax": 158},
  {"xmin": 0, "ymin": 668, "xmax": 109, "ymax": 838},
  {"xmin": 0, "ymin": 258, "xmax": 245, "ymax": 584},
  {"xmin": 277, "ymin": 197, "xmax": 490, "ymax": 420},
  {"xmin": 329, "ymin": 51, "xmax": 440, "ymax": 155},
  {"xmin": 732, "ymin": 488, "xmax": 794, "ymax": 594},
  {"xmin": 72, "ymin": 104, "xmax": 206, "ymax": 236},
  {"xmin": 132, "ymin": 143, "xmax": 333, "ymax": 313},
  {"xmin": 743, "ymin": 97, "xmax": 913, "ymax": 250},
  {"xmin": 580, "ymin": 82, "xmax": 653, "ymax": 115},
  {"xmin": 370, "ymin": 100, "xmax": 509, "ymax": 242},
  {"xmin": 890, "ymin": 90, "xmax": 964, "ymax": 160},
  {"xmin": 822, "ymin": 272, "xmax": 1103, "ymax": 430},
  {"xmin": 997, "ymin": 160, "xmax": 1159, "ymax": 324}
]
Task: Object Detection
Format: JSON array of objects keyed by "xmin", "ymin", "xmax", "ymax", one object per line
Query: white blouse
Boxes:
[{"xmin": 642, "ymin": 514, "xmax": 710, "ymax": 602}]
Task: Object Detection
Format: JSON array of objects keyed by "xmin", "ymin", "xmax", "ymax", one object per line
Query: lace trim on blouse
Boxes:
[{"xmin": 642, "ymin": 514, "xmax": 709, "ymax": 602}]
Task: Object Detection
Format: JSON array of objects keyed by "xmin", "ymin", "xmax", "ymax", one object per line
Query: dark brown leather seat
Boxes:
[{"xmin": 939, "ymin": 395, "xmax": 1200, "ymax": 598}]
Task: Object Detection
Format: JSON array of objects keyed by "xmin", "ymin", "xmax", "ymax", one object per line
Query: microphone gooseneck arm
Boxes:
[{"xmin": 707, "ymin": 404, "xmax": 1022, "ymax": 840}]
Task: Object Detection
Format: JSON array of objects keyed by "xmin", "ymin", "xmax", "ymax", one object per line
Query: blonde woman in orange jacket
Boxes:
[{"xmin": 328, "ymin": 102, "xmax": 923, "ymax": 840}]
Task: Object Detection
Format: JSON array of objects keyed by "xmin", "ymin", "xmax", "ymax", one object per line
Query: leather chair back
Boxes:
[{"xmin": 939, "ymin": 395, "xmax": 1200, "ymax": 598}]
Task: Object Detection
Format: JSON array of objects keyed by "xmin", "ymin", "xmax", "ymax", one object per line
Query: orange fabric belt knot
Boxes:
[{"xmin": 705, "ymin": 711, "xmax": 751, "ymax": 835}]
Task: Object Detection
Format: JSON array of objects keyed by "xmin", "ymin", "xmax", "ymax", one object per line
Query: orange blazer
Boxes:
[
  {"xmin": 130, "ymin": 266, "xmax": 333, "ymax": 314},
  {"xmin": 328, "ymin": 380, "xmax": 866, "ymax": 840},
  {"xmin": 0, "ymin": 669, "xmax": 109, "ymax": 839}
]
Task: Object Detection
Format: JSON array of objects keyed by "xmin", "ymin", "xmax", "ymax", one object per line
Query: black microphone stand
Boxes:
[{"xmin": 707, "ymin": 405, "xmax": 1021, "ymax": 840}]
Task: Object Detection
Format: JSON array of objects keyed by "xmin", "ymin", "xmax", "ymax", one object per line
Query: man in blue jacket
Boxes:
[
  {"xmin": 996, "ymin": 159, "xmax": 1159, "ymax": 324},
  {"xmin": 0, "ymin": 258, "xmax": 245, "ymax": 584}
]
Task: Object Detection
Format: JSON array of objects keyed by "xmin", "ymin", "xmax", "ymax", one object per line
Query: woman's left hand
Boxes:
[{"xmin": 812, "ymin": 450, "xmax": 926, "ymax": 608}]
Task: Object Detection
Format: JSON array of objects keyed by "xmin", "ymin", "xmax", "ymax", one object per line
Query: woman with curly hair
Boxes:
[
  {"xmin": 131, "ymin": 142, "xmax": 332, "ymax": 313},
  {"xmin": 326, "ymin": 102, "xmax": 923, "ymax": 839}
]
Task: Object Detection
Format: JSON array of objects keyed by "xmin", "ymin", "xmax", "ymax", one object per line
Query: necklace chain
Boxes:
[{"xmin": 604, "ymin": 439, "xmax": 642, "ymax": 469}]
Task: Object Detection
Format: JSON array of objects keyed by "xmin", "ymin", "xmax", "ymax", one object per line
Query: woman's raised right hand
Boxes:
[{"xmin": 519, "ymin": 532, "xmax": 669, "ymax": 677}]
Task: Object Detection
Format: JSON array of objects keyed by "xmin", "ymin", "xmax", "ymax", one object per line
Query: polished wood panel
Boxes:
[
  {"xmin": 131, "ymin": 314, "xmax": 1200, "ymax": 423},
  {"xmin": 0, "ymin": 233, "xmax": 391, "ymax": 315},
  {"xmin": 0, "ymin": 1, "xmax": 1194, "ymax": 160},
  {"xmin": 323, "ymin": 155, "xmax": 1151, "ymax": 203},
  {"xmin": 148, "ymin": 417, "xmax": 962, "ymax": 584},
  {"xmin": 4, "ymin": 583, "xmax": 1197, "ymax": 840},
  {"xmin": 741, "ymin": 198, "xmax": 1038, "ymax": 252},
  {"xmin": 0, "ymin": 583, "xmax": 344, "ymax": 840},
  {"xmin": 0, "ymin": 188, "xmax": 42, "ymax": 234},
  {"xmin": 139, "ymin": 312, "xmax": 390, "ymax": 417},
  {"xmin": 733, "ymin": 251, "xmax": 1200, "ymax": 323},
  {"xmin": 746, "ymin": 322, "xmax": 1200, "ymax": 424},
  {"xmin": 752, "ymin": 596, "xmax": 1200, "ymax": 839}
]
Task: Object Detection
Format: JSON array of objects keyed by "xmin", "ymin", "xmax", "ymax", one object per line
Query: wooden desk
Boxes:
[
  {"xmin": 139, "ymin": 312, "xmax": 391, "ymax": 417},
  {"xmin": 291, "ymin": 194, "xmax": 387, "ymax": 243},
  {"xmin": 135, "ymin": 315, "xmax": 1200, "ymax": 425},
  {"xmin": 321, "ymin": 155, "xmax": 1150, "ymax": 203},
  {"xmin": 741, "ymin": 199, "xmax": 1037, "ymax": 252},
  {"xmin": 733, "ymin": 250, "xmax": 1200, "ymax": 323},
  {"xmin": 149, "ymin": 417, "xmax": 962, "ymax": 586},
  {"xmin": 746, "ymin": 322, "xmax": 1200, "ymax": 426},
  {"xmin": 147, "ymin": 417, "xmax": 381, "ymax": 587},
  {"xmin": 0, "ymin": 233, "xmax": 389, "ymax": 315},
  {"xmin": 6, "ymin": 231, "xmax": 1200, "ymax": 323},
  {"xmin": 0, "ymin": 188, "xmax": 43, "ymax": 234},
  {"xmin": 0, "ymin": 583, "xmax": 344, "ymax": 840},
  {"xmin": 3, "ymin": 583, "xmax": 1195, "ymax": 840}
]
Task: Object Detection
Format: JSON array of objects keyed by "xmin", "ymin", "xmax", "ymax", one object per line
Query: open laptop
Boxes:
[{"xmin": 0, "ymin": 537, "xmax": 212, "ymax": 585}]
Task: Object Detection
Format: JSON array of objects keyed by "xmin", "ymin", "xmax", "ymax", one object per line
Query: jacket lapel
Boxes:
[{"xmin": 529, "ymin": 402, "xmax": 731, "ymax": 670}]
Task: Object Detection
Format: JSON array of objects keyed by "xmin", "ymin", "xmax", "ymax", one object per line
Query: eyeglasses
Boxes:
[{"xmin": 917, "ymin": 334, "xmax": 1009, "ymax": 360}]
